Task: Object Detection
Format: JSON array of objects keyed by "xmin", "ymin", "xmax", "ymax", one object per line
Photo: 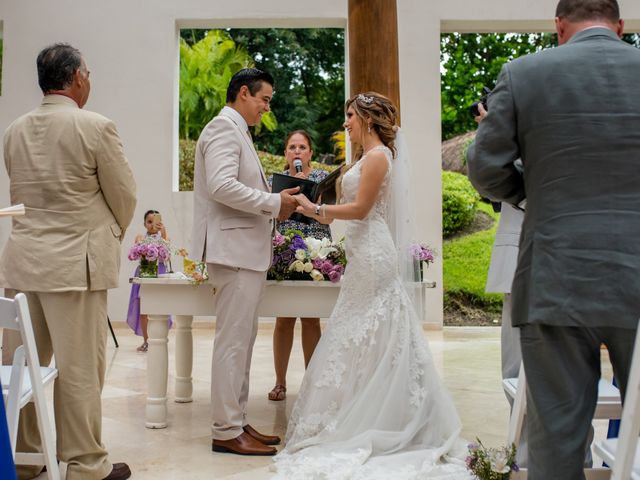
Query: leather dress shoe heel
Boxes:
[
  {"xmin": 212, "ymin": 432, "xmax": 277, "ymax": 456},
  {"xmin": 243, "ymin": 424, "xmax": 281, "ymax": 445},
  {"xmin": 102, "ymin": 463, "xmax": 132, "ymax": 480}
]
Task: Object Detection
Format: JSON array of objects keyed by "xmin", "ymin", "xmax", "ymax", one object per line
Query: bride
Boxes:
[{"xmin": 271, "ymin": 92, "xmax": 471, "ymax": 479}]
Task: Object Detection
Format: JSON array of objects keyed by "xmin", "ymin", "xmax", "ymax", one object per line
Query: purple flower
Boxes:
[
  {"xmin": 312, "ymin": 258, "xmax": 324, "ymax": 269},
  {"xmin": 332, "ymin": 264, "xmax": 344, "ymax": 276},
  {"xmin": 321, "ymin": 260, "xmax": 333, "ymax": 275},
  {"xmin": 280, "ymin": 249, "xmax": 294, "ymax": 263},
  {"xmin": 290, "ymin": 235, "xmax": 307, "ymax": 251},
  {"xmin": 145, "ymin": 244, "xmax": 159, "ymax": 261},
  {"xmin": 511, "ymin": 463, "xmax": 520, "ymax": 472},
  {"xmin": 273, "ymin": 232, "xmax": 285, "ymax": 247},
  {"xmin": 328, "ymin": 270, "xmax": 341, "ymax": 283}
]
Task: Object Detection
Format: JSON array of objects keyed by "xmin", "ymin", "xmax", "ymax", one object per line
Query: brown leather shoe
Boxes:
[
  {"xmin": 102, "ymin": 463, "xmax": 132, "ymax": 480},
  {"xmin": 243, "ymin": 424, "xmax": 281, "ymax": 445},
  {"xmin": 212, "ymin": 432, "xmax": 277, "ymax": 456}
]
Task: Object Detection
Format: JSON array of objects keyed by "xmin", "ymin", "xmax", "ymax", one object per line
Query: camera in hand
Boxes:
[{"xmin": 470, "ymin": 86, "xmax": 492, "ymax": 117}]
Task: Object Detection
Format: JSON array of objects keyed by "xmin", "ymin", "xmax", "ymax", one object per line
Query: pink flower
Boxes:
[
  {"xmin": 332, "ymin": 264, "xmax": 344, "ymax": 276},
  {"xmin": 312, "ymin": 258, "xmax": 324, "ymax": 269},
  {"xmin": 145, "ymin": 244, "xmax": 159, "ymax": 261},
  {"xmin": 328, "ymin": 270, "xmax": 341, "ymax": 283},
  {"xmin": 273, "ymin": 232, "xmax": 286, "ymax": 247},
  {"xmin": 321, "ymin": 260, "xmax": 333, "ymax": 275}
]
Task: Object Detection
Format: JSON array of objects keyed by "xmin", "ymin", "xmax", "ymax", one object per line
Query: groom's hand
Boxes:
[{"xmin": 277, "ymin": 186, "xmax": 300, "ymax": 221}]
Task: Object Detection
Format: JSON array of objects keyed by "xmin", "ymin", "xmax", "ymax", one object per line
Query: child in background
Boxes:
[{"xmin": 126, "ymin": 210, "xmax": 171, "ymax": 352}]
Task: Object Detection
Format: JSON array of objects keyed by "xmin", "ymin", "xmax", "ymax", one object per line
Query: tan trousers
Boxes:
[
  {"xmin": 2, "ymin": 289, "xmax": 112, "ymax": 480},
  {"xmin": 208, "ymin": 264, "xmax": 266, "ymax": 441}
]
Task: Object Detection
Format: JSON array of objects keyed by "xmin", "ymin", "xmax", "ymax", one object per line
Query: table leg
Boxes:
[
  {"xmin": 174, "ymin": 315, "xmax": 193, "ymax": 403},
  {"xmin": 145, "ymin": 314, "xmax": 169, "ymax": 428}
]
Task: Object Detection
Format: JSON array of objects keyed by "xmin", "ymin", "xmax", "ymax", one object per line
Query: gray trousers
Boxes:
[{"xmin": 520, "ymin": 324, "xmax": 636, "ymax": 480}]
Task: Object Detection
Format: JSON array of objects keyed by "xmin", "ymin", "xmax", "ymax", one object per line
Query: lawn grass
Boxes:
[{"xmin": 443, "ymin": 201, "xmax": 503, "ymax": 313}]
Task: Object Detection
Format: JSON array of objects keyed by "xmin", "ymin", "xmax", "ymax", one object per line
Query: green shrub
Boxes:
[
  {"xmin": 178, "ymin": 138, "xmax": 336, "ymax": 191},
  {"xmin": 442, "ymin": 171, "xmax": 480, "ymax": 237},
  {"xmin": 443, "ymin": 201, "xmax": 502, "ymax": 312}
]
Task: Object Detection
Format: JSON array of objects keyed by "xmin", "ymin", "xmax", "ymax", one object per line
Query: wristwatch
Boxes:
[{"xmin": 314, "ymin": 204, "xmax": 321, "ymax": 216}]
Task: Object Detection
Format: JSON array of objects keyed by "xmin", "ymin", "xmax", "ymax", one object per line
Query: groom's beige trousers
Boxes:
[{"xmin": 208, "ymin": 264, "xmax": 267, "ymax": 441}]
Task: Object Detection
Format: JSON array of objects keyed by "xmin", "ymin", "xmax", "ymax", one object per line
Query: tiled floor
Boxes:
[{"xmin": 33, "ymin": 323, "xmax": 613, "ymax": 479}]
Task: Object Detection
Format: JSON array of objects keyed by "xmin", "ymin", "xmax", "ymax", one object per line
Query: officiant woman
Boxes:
[{"xmin": 267, "ymin": 130, "xmax": 332, "ymax": 401}]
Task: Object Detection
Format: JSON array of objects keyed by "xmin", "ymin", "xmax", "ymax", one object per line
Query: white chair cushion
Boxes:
[{"xmin": 1, "ymin": 366, "xmax": 58, "ymax": 408}]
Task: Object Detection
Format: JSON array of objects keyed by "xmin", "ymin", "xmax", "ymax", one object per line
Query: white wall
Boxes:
[{"xmin": 1, "ymin": 0, "xmax": 639, "ymax": 327}]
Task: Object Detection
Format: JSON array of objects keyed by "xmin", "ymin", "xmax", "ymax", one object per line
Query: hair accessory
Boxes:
[{"xmin": 357, "ymin": 93, "xmax": 374, "ymax": 104}]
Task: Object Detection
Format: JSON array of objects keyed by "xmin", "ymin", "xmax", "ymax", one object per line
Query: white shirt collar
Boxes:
[{"xmin": 220, "ymin": 105, "xmax": 249, "ymax": 133}]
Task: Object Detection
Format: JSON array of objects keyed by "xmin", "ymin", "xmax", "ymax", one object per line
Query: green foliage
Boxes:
[
  {"xmin": 443, "ymin": 202, "xmax": 502, "ymax": 311},
  {"xmin": 440, "ymin": 33, "xmax": 556, "ymax": 140},
  {"xmin": 224, "ymin": 28, "xmax": 345, "ymax": 155},
  {"xmin": 180, "ymin": 30, "xmax": 261, "ymax": 140},
  {"xmin": 442, "ymin": 171, "xmax": 480, "ymax": 236}
]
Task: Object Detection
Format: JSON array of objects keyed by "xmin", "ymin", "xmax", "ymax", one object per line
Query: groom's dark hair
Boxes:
[
  {"xmin": 556, "ymin": 0, "xmax": 620, "ymax": 23},
  {"xmin": 226, "ymin": 68, "xmax": 274, "ymax": 103}
]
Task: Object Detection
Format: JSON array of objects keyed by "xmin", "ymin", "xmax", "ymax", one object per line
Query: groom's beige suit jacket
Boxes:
[
  {"xmin": 0, "ymin": 94, "xmax": 137, "ymax": 292},
  {"xmin": 191, "ymin": 106, "xmax": 280, "ymax": 270}
]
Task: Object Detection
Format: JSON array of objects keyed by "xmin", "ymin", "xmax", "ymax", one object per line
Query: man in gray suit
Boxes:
[{"xmin": 467, "ymin": 1, "xmax": 640, "ymax": 478}]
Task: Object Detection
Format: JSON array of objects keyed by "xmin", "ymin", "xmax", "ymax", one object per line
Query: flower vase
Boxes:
[
  {"xmin": 139, "ymin": 258, "xmax": 158, "ymax": 278},
  {"xmin": 413, "ymin": 259, "xmax": 423, "ymax": 282}
]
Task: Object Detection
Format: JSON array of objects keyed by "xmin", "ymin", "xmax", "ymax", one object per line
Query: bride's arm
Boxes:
[{"xmin": 295, "ymin": 150, "xmax": 389, "ymax": 221}]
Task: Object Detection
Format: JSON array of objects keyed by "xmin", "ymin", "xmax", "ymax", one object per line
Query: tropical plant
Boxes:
[{"xmin": 179, "ymin": 30, "xmax": 277, "ymax": 140}]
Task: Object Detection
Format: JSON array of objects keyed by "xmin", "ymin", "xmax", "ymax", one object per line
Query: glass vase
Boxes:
[{"xmin": 139, "ymin": 258, "xmax": 158, "ymax": 278}]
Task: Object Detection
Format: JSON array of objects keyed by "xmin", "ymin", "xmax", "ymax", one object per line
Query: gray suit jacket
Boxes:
[
  {"xmin": 0, "ymin": 95, "xmax": 137, "ymax": 292},
  {"xmin": 468, "ymin": 28, "xmax": 640, "ymax": 329}
]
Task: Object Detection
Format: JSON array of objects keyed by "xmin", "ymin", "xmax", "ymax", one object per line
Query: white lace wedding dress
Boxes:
[{"xmin": 272, "ymin": 146, "xmax": 472, "ymax": 479}]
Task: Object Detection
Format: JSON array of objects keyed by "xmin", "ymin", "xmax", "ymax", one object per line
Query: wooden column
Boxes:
[{"xmin": 348, "ymin": 0, "xmax": 401, "ymax": 122}]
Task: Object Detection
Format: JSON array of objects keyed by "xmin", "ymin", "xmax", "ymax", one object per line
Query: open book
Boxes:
[
  {"xmin": 0, "ymin": 204, "xmax": 25, "ymax": 217},
  {"xmin": 271, "ymin": 166, "xmax": 343, "ymax": 223}
]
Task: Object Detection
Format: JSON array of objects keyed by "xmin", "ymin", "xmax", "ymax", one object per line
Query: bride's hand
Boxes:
[{"xmin": 294, "ymin": 193, "xmax": 315, "ymax": 217}]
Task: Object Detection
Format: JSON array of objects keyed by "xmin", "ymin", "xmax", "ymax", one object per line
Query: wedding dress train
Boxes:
[{"xmin": 272, "ymin": 146, "xmax": 472, "ymax": 479}]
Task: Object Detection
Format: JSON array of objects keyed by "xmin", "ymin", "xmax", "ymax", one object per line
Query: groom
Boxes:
[{"xmin": 191, "ymin": 68, "xmax": 298, "ymax": 455}]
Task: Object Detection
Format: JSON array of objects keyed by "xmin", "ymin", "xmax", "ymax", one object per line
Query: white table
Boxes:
[{"xmin": 133, "ymin": 277, "xmax": 436, "ymax": 428}]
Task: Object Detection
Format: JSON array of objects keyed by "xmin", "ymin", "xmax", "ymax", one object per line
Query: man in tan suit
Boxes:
[
  {"xmin": 0, "ymin": 44, "xmax": 136, "ymax": 479},
  {"xmin": 191, "ymin": 68, "xmax": 298, "ymax": 455}
]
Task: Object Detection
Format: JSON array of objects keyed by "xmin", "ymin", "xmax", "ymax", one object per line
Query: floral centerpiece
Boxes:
[
  {"xmin": 268, "ymin": 230, "xmax": 347, "ymax": 282},
  {"xmin": 466, "ymin": 439, "xmax": 518, "ymax": 480},
  {"xmin": 409, "ymin": 242, "xmax": 436, "ymax": 281},
  {"xmin": 128, "ymin": 237, "xmax": 171, "ymax": 278}
]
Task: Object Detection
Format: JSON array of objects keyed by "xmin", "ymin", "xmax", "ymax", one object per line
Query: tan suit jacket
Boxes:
[
  {"xmin": 0, "ymin": 94, "xmax": 137, "ymax": 292},
  {"xmin": 191, "ymin": 106, "xmax": 280, "ymax": 271}
]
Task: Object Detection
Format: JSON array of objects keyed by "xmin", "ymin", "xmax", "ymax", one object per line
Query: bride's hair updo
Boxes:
[{"xmin": 346, "ymin": 91, "xmax": 399, "ymax": 158}]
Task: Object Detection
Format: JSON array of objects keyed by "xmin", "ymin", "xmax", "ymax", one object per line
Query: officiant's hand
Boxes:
[{"xmin": 278, "ymin": 186, "xmax": 300, "ymax": 221}]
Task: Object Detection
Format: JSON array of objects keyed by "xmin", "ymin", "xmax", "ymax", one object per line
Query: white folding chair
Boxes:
[
  {"xmin": 505, "ymin": 361, "xmax": 621, "ymax": 479},
  {"xmin": 0, "ymin": 293, "xmax": 59, "ymax": 479},
  {"xmin": 595, "ymin": 328, "xmax": 640, "ymax": 479}
]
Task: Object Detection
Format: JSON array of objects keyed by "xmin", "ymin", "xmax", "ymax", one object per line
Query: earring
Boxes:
[{"xmin": 367, "ymin": 124, "xmax": 371, "ymax": 134}]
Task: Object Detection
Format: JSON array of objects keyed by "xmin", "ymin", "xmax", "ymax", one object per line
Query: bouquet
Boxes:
[
  {"xmin": 409, "ymin": 243, "xmax": 435, "ymax": 265},
  {"xmin": 128, "ymin": 237, "xmax": 171, "ymax": 277},
  {"xmin": 268, "ymin": 230, "xmax": 347, "ymax": 282},
  {"xmin": 466, "ymin": 439, "xmax": 518, "ymax": 480},
  {"xmin": 408, "ymin": 242, "xmax": 436, "ymax": 281}
]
